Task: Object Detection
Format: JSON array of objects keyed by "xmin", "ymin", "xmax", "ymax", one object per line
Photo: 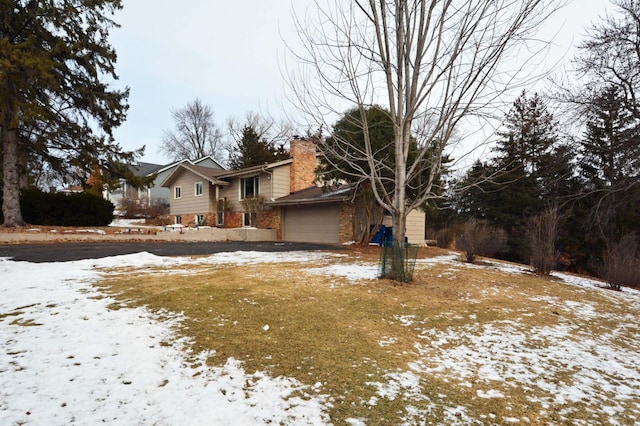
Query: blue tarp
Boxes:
[{"xmin": 370, "ymin": 225, "xmax": 392, "ymax": 245}]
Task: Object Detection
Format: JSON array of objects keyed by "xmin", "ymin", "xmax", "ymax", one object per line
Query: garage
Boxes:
[{"xmin": 282, "ymin": 204, "xmax": 340, "ymax": 244}]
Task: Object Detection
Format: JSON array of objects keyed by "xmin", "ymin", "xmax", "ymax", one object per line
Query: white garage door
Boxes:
[{"xmin": 283, "ymin": 204, "xmax": 340, "ymax": 244}]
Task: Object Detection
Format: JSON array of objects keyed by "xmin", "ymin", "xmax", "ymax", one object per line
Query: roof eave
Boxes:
[{"xmin": 267, "ymin": 196, "xmax": 351, "ymax": 207}]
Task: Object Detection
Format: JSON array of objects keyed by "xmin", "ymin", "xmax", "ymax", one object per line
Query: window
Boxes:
[
  {"xmin": 196, "ymin": 214, "xmax": 205, "ymax": 226},
  {"xmin": 217, "ymin": 198, "xmax": 225, "ymax": 226},
  {"xmin": 195, "ymin": 182, "xmax": 203, "ymax": 196},
  {"xmin": 174, "ymin": 186, "xmax": 182, "ymax": 199},
  {"xmin": 175, "ymin": 215, "xmax": 182, "ymax": 224},
  {"xmin": 243, "ymin": 212, "xmax": 257, "ymax": 227},
  {"xmin": 240, "ymin": 176, "xmax": 259, "ymax": 200}
]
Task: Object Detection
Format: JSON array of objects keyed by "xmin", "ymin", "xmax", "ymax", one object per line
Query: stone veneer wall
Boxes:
[
  {"xmin": 258, "ymin": 209, "xmax": 281, "ymax": 234},
  {"xmin": 225, "ymin": 211, "xmax": 242, "ymax": 229},
  {"xmin": 338, "ymin": 203, "xmax": 355, "ymax": 243}
]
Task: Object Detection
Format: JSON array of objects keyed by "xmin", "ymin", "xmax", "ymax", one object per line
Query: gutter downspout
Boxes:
[{"xmin": 261, "ymin": 165, "xmax": 274, "ymax": 201}]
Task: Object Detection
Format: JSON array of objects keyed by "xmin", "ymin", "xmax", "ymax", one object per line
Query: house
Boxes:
[
  {"xmin": 160, "ymin": 139, "xmax": 426, "ymax": 245},
  {"xmin": 104, "ymin": 156, "xmax": 225, "ymax": 213}
]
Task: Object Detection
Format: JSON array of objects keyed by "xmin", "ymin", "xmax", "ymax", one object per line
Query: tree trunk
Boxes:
[
  {"xmin": 2, "ymin": 127, "xmax": 26, "ymax": 227},
  {"xmin": 384, "ymin": 128, "xmax": 409, "ymax": 281},
  {"xmin": 384, "ymin": 210, "xmax": 407, "ymax": 281}
]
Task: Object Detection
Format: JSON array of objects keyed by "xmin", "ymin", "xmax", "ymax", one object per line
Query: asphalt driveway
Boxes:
[{"xmin": 0, "ymin": 241, "xmax": 341, "ymax": 263}]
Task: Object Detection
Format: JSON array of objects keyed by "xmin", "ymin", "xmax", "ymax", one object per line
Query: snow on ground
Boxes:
[
  {"xmin": 0, "ymin": 252, "xmax": 331, "ymax": 425},
  {"xmin": 109, "ymin": 218, "xmax": 147, "ymax": 228},
  {"xmin": 369, "ymin": 257, "xmax": 640, "ymax": 425},
  {"xmin": 307, "ymin": 263, "xmax": 379, "ymax": 282},
  {"xmin": 2, "ymin": 250, "xmax": 640, "ymax": 425}
]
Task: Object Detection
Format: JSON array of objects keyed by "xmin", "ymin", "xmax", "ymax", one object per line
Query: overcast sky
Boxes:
[{"xmin": 109, "ymin": 0, "xmax": 612, "ymax": 165}]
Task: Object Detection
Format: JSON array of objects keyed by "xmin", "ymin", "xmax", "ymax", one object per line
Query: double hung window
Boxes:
[{"xmin": 240, "ymin": 176, "xmax": 259, "ymax": 199}]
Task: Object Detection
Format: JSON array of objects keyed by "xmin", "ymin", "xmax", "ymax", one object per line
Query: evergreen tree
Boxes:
[
  {"xmin": 320, "ymin": 105, "xmax": 450, "ymax": 205},
  {"xmin": 318, "ymin": 106, "xmax": 395, "ymax": 186},
  {"xmin": 494, "ymin": 91, "xmax": 559, "ymax": 181},
  {"xmin": 458, "ymin": 91, "xmax": 573, "ymax": 262},
  {"xmin": 1, "ymin": 0, "xmax": 136, "ymax": 227},
  {"xmin": 565, "ymin": 0, "xmax": 640, "ymax": 276},
  {"xmin": 228, "ymin": 124, "xmax": 289, "ymax": 169},
  {"xmin": 577, "ymin": 85, "xmax": 640, "ymax": 248},
  {"xmin": 579, "ymin": 86, "xmax": 640, "ymax": 190}
]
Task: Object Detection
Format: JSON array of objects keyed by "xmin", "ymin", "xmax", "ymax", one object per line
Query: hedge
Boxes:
[{"xmin": 19, "ymin": 188, "xmax": 114, "ymax": 226}]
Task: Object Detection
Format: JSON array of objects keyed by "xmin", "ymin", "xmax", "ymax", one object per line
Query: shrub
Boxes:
[
  {"xmin": 529, "ymin": 207, "xmax": 560, "ymax": 275},
  {"xmin": 435, "ymin": 226, "xmax": 456, "ymax": 249},
  {"xmin": 21, "ymin": 188, "xmax": 114, "ymax": 226},
  {"xmin": 603, "ymin": 234, "xmax": 640, "ymax": 290},
  {"xmin": 456, "ymin": 219, "xmax": 507, "ymax": 263}
]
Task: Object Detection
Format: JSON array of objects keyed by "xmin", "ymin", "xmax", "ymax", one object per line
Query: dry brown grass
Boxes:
[{"xmin": 96, "ymin": 247, "xmax": 640, "ymax": 425}]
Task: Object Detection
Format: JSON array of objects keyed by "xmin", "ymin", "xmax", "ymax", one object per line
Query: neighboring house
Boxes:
[
  {"xmin": 161, "ymin": 139, "xmax": 426, "ymax": 245},
  {"xmin": 104, "ymin": 156, "xmax": 225, "ymax": 213}
]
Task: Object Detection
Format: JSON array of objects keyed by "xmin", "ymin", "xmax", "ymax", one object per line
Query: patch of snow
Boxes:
[
  {"xmin": 415, "ymin": 253, "xmax": 459, "ymax": 265},
  {"xmin": 109, "ymin": 218, "xmax": 146, "ymax": 227},
  {"xmin": 75, "ymin": 229, "xmax": 106, "ymax": 235},
  {"xmin": 477, "ymin": 389, "xmax": 505, "ymax": 399},
  {"xmin": 307, "ymin": 263, "xmax": 378, "ymax": 281},
  {"xmin": 378, "ymin": 336, "xmax": 398, "ymax": 347},
  {"xmin": 395, "ymin": 314, "xmax": 416, "ymax": 327}
]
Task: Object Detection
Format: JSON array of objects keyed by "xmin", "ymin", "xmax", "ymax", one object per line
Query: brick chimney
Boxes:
[{"xmin": 290, "ymin": 138, "xmax": 317, "ymax": 193}]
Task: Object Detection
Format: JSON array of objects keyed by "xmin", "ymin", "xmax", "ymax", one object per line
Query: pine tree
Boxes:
[
  {"xmin": 318, "ymin": 106, "xmax": 395, "ymax": 185},
  {"xmin": 1, "ymin": 1, "xmax": 135, "ymax": 227},
  {"xmin": 578, "ymin": 85, "xmax": 640, "ymax": 244},
  {"xmin": 228, "ymin": 125, "xmax": 289, "ymax": 169},
  {"xmin": 459, "ymin": 91, "xmax": 572, "ymax": 262},
  {"xmin": 494, "ymin": 91, "xmax": 558, "ymax": 179},
  {"xmin": 580, "ymin": 86, "xmax": 640, "ymax": 190},
  {"xmin": 320, "ymin": 105, "xmax": 450, "ymax": 205}
]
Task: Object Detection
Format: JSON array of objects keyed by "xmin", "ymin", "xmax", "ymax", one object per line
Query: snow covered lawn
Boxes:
[{"xmin": 1, "ymin": 250, "xmax": 639, "ymax": 425}]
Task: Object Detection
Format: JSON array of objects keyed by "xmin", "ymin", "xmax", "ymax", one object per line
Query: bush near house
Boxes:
[
  {"xmin": 19, "ymin": 188, "xmax": 114, "ymax": 226},
  {"xmin": 456, "ymin": 218, "xmax": 508, "ymax": 263}
]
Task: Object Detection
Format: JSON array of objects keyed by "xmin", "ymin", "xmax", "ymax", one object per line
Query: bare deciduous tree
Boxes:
[
  {"xmin": 159, "ymin": 98, "xmax": 224, "ymax": 162},
  {"xmin": 575, "ymin": 0, "xmax": 640, "ymax": 119},
  {"xmin": 289, "ymin": 0, "xmax": 564, "ymax": 280}
]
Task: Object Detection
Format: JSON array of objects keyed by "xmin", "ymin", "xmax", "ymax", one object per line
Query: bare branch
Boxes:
[
  {"xmin": 288, "ymin": 0, "xmax": 566, "ymax": 247},
  {"xmin": 159, "ymin": 98, "xmax": 224, "ymax": 162}
]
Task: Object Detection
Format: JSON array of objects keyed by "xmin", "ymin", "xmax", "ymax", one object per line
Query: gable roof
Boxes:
[
  {"xmin": 193, "ymin": 155, "xmax": 225, "ymax": 169},
  {"xmin": 130, "ymin": 161, "xmax": 164, "ymax": 177},
  {"xmin": 268, "ymin": 185, "xmax": 354, "ymax": 206},
  {"xmin": 160, "ymin": 157, "xmax": 294, "ymax": 188},
  {"xmin": 160, "ymin": 162, "xmax": 230, "ymax": 188},
  {"xmin": 153, "ymin": 155, "xmax": 226, "ymax": 175},
  {"xmin": 214, "ymin": 158, "xmax": 293, "ymax": 179}
]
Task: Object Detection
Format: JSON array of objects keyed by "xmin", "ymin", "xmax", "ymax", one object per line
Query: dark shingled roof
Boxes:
[
  {"xmin": 269, "ymin": 185, "xmax": 354, "ymax": 206},
  {"xmin": 130, "ymin": 162, "xmax": 164, "ymax": 177},
  {"xmin": 188, "ymin": 164, "xmax": 229, "ymax": 179}
]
